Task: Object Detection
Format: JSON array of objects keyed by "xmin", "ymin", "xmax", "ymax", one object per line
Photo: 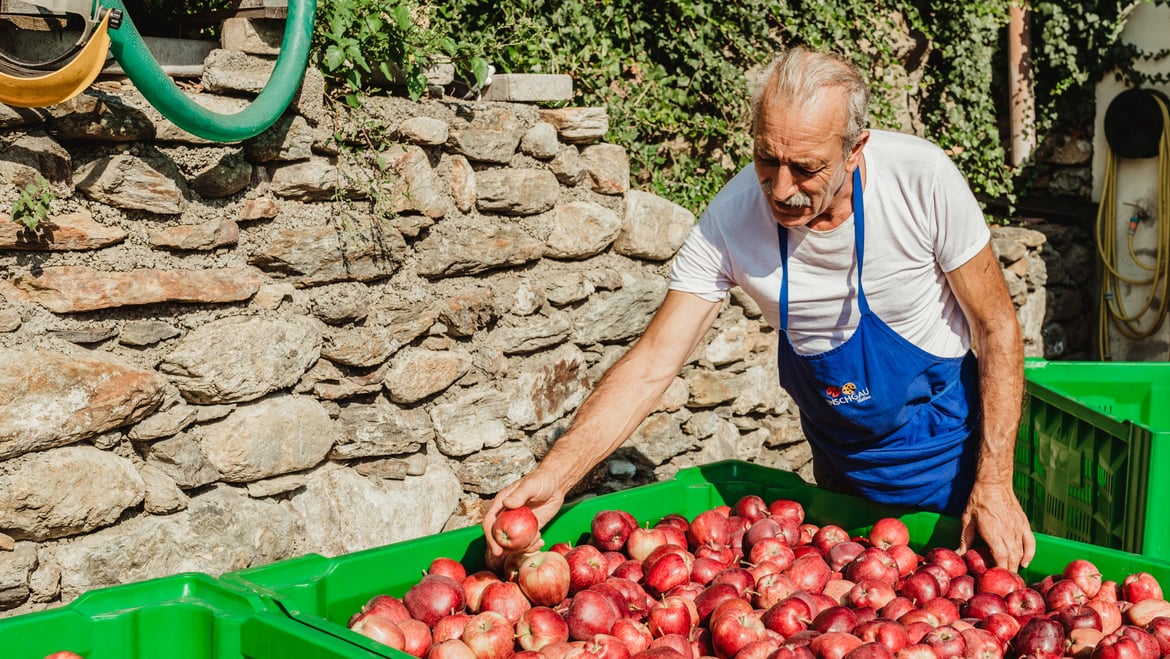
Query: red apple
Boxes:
[
  {"xmin": 647, "ymin": 595, "xmax": 700, "ymax": 638},
  {"xmin": 975, "ymin": 568, "xmax": 1025, "ymax": 598},
  {"xmin": 586, "ymin": 633, "xmax": 633, "ymax": 659},
  {"xmin": 750, "ymin": 536, "xmax": 797, "ymax": 570},
  {"xmin": 1086, "ymin": 598, "xmax": 1124, "ymax": 635},
  {"xmin": 810, "ymin": 631, "xmax": 864, "ymax": 659},
  {"xmin": 917, "ymin": 564, "xmax": 952, "ymax": 597},
  {"xmin": 566, "ymin": 545, "xmax": 610, "ymax": 595},
  {"xmin": 688, "ymin": 509, "xmax": 732, "ymax": 548},
  {"xmin": 1091, "ymin": 634, "xmax": 1144, "ymax": 659},
  {"xmin": 848, "ymin": 578, "xmax": 897, "ymax": 610},
  {"xmin": 493, "ymin": 506, "xmax": 540, "ymax": 551},
  {"xmin": 962, "ymin": 549, "xmax": 993, "ymax": 577},
  {"xmin": 975, "ymin": 612, "xmax": 1020, "ymax": 645},
  {"xmin": 712, "ymin": 566, "xmax": 755, "ymax": 596},
  {"xmin": 959, "ymin": 627, "xmax": 1002, "ymax": 659},
  {"xmin": 893, "ymin": 643, "xmax": 936, "ymax": 659},
  {"xmin": 1098, "ymin": 581, "xmax": 1123, "ymax": 603},
  {"xmin": 763, "ymin": 596, "xmax": 814, "ymax": 637},
  {"xmin": 813, "ymin": 525, "xmax": 852, "ymax": 555},
  {"xmin": 1069, "ymin": 628, "xmax": 1106, "ymax": 659},
  {"xmin": 710, "ymin": 608, "xmax": 768, "ymax": 658},
  {"xmin": 643, "ymin": 551, "xmax": 692, "ymax": 597},
  {"xmin": 829, "ymin": 542, "xmax": 868, "ymax": 573},
  {"xmin": 1045, "ymin": 579, "xmax": 1088, "ymax": 612},
  {"xmin": 961, "ymin": 593, "xmax": 1007, "ymax": 620},
  {"xmin": 868, "ymin": 519, "xmax": 910, "ymax": 550},
  {"xmin": 945, "ymin": 575, "xmax": 976, "ymax": 602},
  {"xmin": 353, "ymin": 594, "xmax": 411, "ymax": 625},
  {"xmin": 739, "ymin": 639, "xmax": 783, "ymax": 659},
  {"xmin": 479, "ymin": 580, "xmax": 531, "ymax": 625},
  {"xmin": 845, "ymin": 548, "xmax": 899, "ymax": 587},
  {"xmin": 769, "ymin": 499, "xmax": 806, "ymax": 526},
  {"xmin": 612, "ymin": 559, "xmax": 644, "ymax": 583},
  {"xmin": 1063, "ymin": 560, "xmax": 1103, "ymax": 599},
  {"xmin": 922, "ymin": 598, "xmax": 961, "ymax": 626},
  {"xmin": 628, "ymin": 527, "xmax": 669, "ymax": 562},
  {"xmin": 695, "ymin": 583, "xmax": 741, "ymax": 624},
  {"xmin": 854, "ymin": 619, "xmax": 910, "ymax": 654},
  {"xmin": 901, "ymin": 570, "xmax": 941, "ymax": 605},
  {"xmin": 1145, "ymin": 615, "xmax": 1170, "ymax": 656},
  {"xmin": 924, "ymin": 548, "xmax": 967, "ymax": 579},
  {"xmin": 613, "ymin": 618, "xmax": 654, "ymax": 655},
  {"xmin": 647, "ymin": 633, "xmax": 693, "ymax": 659},
  {"xmin": 812, "ymin": 605, "xmax": 861, "ymax": 634},
  {"xmin": 786, "ymin": 553, "xmax": 833, "ymax": 594},
  {"xmin": 1124, "ymin": 573, "xmax": 1165, "ymax": 604},
  {"xmin": 1058, "ymin": 604, "xmax": 1103, "ymax": 633},
  {"xmin": 434, "ymin": 613, "xmax": 473, "ymax": 643},
  {"xmin": 1114, "ymin": 625, "xmax": 1161, "ymax": 659},
  {"xmin": 1004, "ymin": 588, "xmax": 1046, "ymax": 622},
  {"xmin": 880, "ymin": 597, "xmax": 916, "ymax": 623},
  {"xmin": 886, "ymin": 545, "xmax": 920, "ymax": 578},
  {"xmin": 696, "ymin": 542, "xmax": 735, "ymax": 566},
  {"xmin": 566, "ymin": 589, "xmax": 622, "ymax": 641},
  {"xmin": 592, "ymin": 510, "xmax": 639, "ymax": 552},
  {"xmin": 825, "ymin": 579, "xmax": 859, "ymax": 606},
  {"xmin": 405, "ymin": 574, "xmax": 467, "ymax": 627},
  {"xmin": 518, "ymin": 550, "xmax": 572, "ymax": 607},
  {"xmin": 351, "ymin": 614, "xmax": 406, "ymax": 650},
  {"xmin": 463, "ymin": 611, "xmax": 517, "ymax": 659},
  {"xmin": 1010, "ymin": 616, "xmax": 1064, "ymax": 658},
  {"xmin": 463, "ymin": 571, "xmax": 503, "ymax": 613},
  {"xmin": 400, "ymin": 618, "xmax": 434, "ymax": 658},
  {"xmin": 690, "ymin": 556, "xmax": 727, "ymax": 586},
  {"xmin": 922, "ymin": 625, "xmax": 966, "ymax": 658},
  {"xmin": 734, "ymin": 495, "xmax": 771, "ymax": 523},
  {"xmin": 656, "ymin": 513, "xmax": 691, "ymax": 534},
  {"xmin": 428, "ymin": 639, "xmax": 479, "ymax": 659}
]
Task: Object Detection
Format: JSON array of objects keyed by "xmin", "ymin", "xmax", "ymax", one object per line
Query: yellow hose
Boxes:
[{"xmin": 1096, "ymin": 94, "xmax": 1170, "ymax": 357}]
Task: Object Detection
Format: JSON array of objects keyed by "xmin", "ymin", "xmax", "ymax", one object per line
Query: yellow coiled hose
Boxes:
[{"xmin": 1096, "ymin": 94, "xmax": 1170, "ymax": 358}]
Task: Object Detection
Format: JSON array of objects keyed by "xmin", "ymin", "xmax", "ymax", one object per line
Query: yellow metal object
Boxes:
[{"xmin": 0, "ymin": 10, "xmax": 111, "ymax": 108}]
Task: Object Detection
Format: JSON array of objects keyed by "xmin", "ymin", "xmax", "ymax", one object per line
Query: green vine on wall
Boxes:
[{"xmin": 308, "ymin": 0, "xmax": 1168, "ymax": 217}]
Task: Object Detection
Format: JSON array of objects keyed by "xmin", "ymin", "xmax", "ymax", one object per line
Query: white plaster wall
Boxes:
[{"xmin": 1091, "ymin": 1, "xmax": 1170, "ymax": 361}]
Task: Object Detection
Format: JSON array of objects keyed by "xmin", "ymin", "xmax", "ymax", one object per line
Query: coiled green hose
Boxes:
[{"xmin": 104, "ymin": 0, "xmax": 316, "ymax": 142}]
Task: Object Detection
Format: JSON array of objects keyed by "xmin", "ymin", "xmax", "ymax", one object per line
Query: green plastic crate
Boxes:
[
  {"xmin": 224, "ymin": 460, "xmax": 1170, "ymax": 659},
  {"xmin": 1014, "ymin": 358, "xmax": 1170, "ymax": 559},
  {"xmin": 0, "ymin": 572, "xmax": 384, "ymax": 659}
]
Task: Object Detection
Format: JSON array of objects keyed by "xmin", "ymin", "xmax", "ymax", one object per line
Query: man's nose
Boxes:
[{"xmin": 771, "ymin": 166, "xmax": 798, "ymax": 200}]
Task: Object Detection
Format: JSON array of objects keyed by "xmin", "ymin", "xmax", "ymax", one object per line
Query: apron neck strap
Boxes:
[{"xmin": 778, "ymin": 167, "xmax": 867, "ymax": 331}]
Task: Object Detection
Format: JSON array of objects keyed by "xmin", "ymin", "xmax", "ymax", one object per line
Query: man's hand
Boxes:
[
  {"xmin": 481, "ymin": 469, "xmax": 566, "ymax": 569},
  {"xmin": 958, "ymin": 480, "xmax": 1035, "ymax": 573}
]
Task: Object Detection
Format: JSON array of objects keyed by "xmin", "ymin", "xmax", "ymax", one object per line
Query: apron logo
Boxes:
[{"xmin": 824, "ymin": 381, "xmax": 871, "ymax": 406}]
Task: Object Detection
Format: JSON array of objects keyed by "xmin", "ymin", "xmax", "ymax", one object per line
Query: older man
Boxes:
[{"xmin": 483, "ymin": 46, "xmax": 1035, "ymax": 572}]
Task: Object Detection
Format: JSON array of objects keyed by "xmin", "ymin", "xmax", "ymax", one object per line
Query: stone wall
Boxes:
[{"xmin": 0, "ymin": 46, "xmax": 1068, "ymax": 616}]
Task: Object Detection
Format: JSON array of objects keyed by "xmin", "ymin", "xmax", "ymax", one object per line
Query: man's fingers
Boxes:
[
  {"xmin": 1021, "ymin": 527, "xmax": 1037, "ymax": 569},
  {"xmin": 957, "ymin": 514, "xmax": 976, "ymax": 555}
]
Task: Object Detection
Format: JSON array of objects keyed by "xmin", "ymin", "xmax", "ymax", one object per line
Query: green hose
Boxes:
[{"xmin": 103, "ymin": 0, "xmax": 316, "ymax": 143}]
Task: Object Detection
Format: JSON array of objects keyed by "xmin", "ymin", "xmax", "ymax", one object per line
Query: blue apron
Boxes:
[{"xmin": 775, "ymin": 168, "xmax": 981, "ymax": 515}]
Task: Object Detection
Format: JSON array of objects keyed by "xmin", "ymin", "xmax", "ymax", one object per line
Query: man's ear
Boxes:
[{"xmin": 846, "ymin": 129, "xmax": 871, "ymax": 171}]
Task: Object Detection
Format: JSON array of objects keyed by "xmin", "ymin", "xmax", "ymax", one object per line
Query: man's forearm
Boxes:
[
  {"xmin": 973, "ymin": 313, "xmax": 1024, "ymax": 486},
  {"xmin": 537, "ymin": 350, "xmax": 680, "ymax": 495}
]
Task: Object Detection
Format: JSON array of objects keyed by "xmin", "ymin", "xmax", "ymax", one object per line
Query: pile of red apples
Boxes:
[{"xmin": 347, "ymin": 497, "xmax": 1170, "ymax": 659}]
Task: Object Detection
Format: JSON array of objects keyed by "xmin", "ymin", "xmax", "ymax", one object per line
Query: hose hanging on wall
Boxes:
[{"xmin": 1096, "ymin": 88, "xmax": 1170, "ymax": 359}]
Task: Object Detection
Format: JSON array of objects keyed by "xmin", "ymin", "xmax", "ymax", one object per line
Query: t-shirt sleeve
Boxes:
[
  {"xmin": 930, "ymin": 154, "xmax": 991, "ymax": 273},
  {"xmin": 668, "ymin": 210, "xmax": 735, "ymax": 302}
]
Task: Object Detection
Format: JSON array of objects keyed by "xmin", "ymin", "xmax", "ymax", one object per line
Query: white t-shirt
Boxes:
[{"xmin": 668, "ymin": 129, "xmax": 990, "ymax": 358}]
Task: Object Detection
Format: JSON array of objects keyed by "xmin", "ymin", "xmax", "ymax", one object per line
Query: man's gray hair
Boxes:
[{"xmin": 750, "ymin": 47, "xmax": 870, "ymax": 156}]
